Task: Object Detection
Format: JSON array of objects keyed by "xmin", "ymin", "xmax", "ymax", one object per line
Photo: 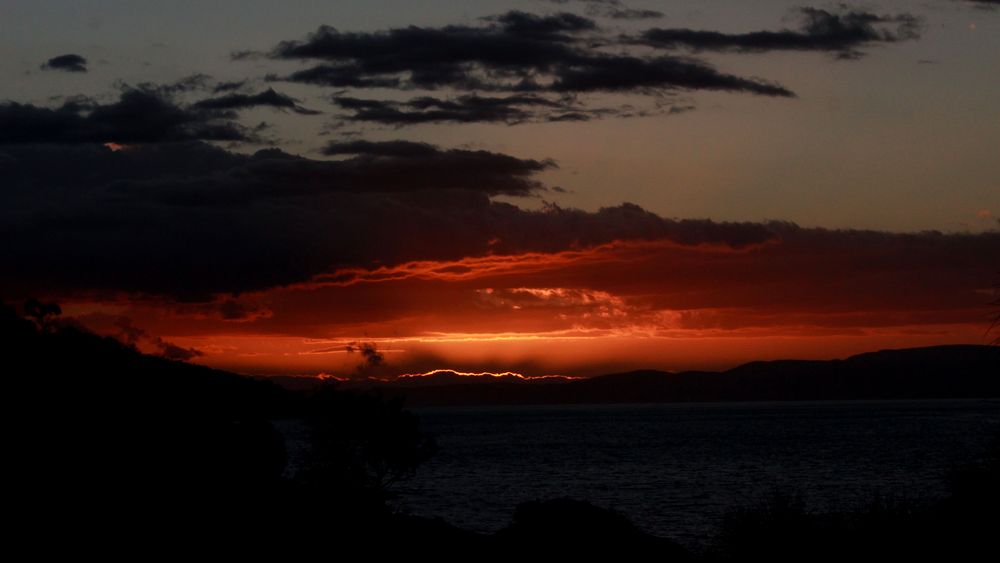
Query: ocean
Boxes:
[{"xmin": 393, "ymin": 399, "xmax": 1000, "ymax": 545}]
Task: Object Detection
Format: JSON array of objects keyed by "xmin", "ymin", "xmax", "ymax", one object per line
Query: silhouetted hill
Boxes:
[
  {"xmin": 3, "ymin": 303, "xmax": 288, "ymax": 417},
  {"xmin": 3, "ymin": 302, "xmax": 293, "ymax": 518},
  {"xmin": 343, "ymin": 345, "xmax": 1000, "ymax": 406}
]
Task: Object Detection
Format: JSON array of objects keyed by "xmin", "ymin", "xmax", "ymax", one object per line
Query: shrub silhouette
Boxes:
[
  {"xmin": 23, "ymin": 298, "xmax": 61, "ymax": 331},
  {"xmin": 297, "ymin": 387, "xmax": 437, "ymax": 501}
]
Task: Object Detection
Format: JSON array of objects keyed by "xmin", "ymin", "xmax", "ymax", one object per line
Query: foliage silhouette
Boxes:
[
  {"xmin": 296, "ymin": 386, "xmax": 437, "ymax": 502},
  {"xmin": 23, "ymin": 297, "xmax": 61, "ymax": 331}
]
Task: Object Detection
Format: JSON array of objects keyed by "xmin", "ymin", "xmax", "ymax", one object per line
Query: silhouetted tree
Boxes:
[
  {"xmin": 297, "ymin": 386, "xmax": 437, "ymax": 511},
  {"xmin": 23, "ymin": 298, "xmax": 61, "ymax": 332}
]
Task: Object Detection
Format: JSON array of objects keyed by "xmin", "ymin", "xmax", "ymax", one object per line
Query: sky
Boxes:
[{"xmin": 1, "ymin": 0, "xmax": 998, "ymax": 378}]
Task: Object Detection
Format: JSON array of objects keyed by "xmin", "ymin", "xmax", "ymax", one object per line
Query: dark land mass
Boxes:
[
  {"xmin": 274, "ymin": 345, "xmax": 1000, "ymax": 406},
  {"xmin": 5, "ymin": 301, "xmax": 998, "ymax": 557}
]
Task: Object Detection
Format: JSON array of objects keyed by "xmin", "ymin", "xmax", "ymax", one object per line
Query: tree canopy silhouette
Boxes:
[
  {"xmin": 23, "ymin": 298, "xmax": 61, "ymax": 331},
  {"xmin": 297, "ymin": 386, "xmax": 437, "ymax": 502}
]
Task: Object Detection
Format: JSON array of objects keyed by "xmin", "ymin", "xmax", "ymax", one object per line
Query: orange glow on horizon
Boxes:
[
  {"xmin": 52, "ymin": 224, "xmax": 997, "ymax": 380},
  {"xmin": 395, "ymin": 369, "xmax": 580, "ymax": 381}
]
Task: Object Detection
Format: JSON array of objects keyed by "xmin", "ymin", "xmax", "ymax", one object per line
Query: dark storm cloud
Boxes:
[
  {"xmin": 598, "ymin": 8, "xmax": 663, "ymax": 20},
  {"xmin": 41, "ymin": 54, "xmax": 88, "ymax": 73},
  {"xmin": 0, "ymin": 88, "xmax": 252, "ymax": 145},
  {"xmin": 278, "ymin": 65, "xmax": 404, "ymax": 89},
  {"xmin": 213, "ymin": 80, "xmax": 248, "ymax": 93},
  {"xmin": 320, "ymin": 139, "xmax": 442, "ymax": 157},
  {"xmin": 0, "ymin": 142, "xmax": 778, "ymax": 300},
  {"xmin": 639, "ymin": 8, "xmax": 921, "ymax": 59},
  {"xmin": 540, "ymin": 0, "xmax": 662, "ymax": 19},
  {"xmin": 268, "ymin": 13, "xmax": 795, "ymax": 97},
  {"xmin": 269, "ymin": 21, "xmax": 586, "ymax": 91},
  {"xmin": 487, "ymin": 10, "xmax": 597, "ymax": 39},
  {"xmin": 144, "ymin": 74, "xmax": 213, "ymax": 95},
  {"xmin": 193, "ymin": 88, "xmax": 320, "ymax": 115},
  {"xmin": 547, "ymin": 55, "xmax": 794, "ymax": 96},
  {"xmin": 103, "ymin": 141, "xmax": 552, "ymax": 203},
  {"xmin": 318, "ymin": 139, "xmax": 555, "ymax": 195},
  {"xmin": 541, "ymin": 0, "xmax": 622, "ymax": 5},
  {"xmin": 331, "ymin": 93, "xmax": 606, "ymax": 125},
  {"xmin": 5, "ymin": 138, "xmax": 995, "ymax": 315},
  {"xmin": 228, "ymin": 6, "xmax": 926, "ymax": 126}
]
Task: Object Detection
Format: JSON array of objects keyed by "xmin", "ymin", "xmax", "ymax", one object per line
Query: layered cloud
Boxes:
[
  {"xmin": 253, "ymin": 5, "xmax": 927, "ymax": 126},
  {"xmin": 540, "ymin": 0, "xmax": 663, "ymax": 19},
  {"xmin": 10, "ymin": 5, "xmax": 932, "ymax": 140},
  {"xmin": 638, "ymin": 8, "xmax": 921, "ymax": 59},
  {"xmin": 60, "ymin": 220, "xmax": 998, "ymax": 376},
  {"xmin": 0, "ymin": 80, "xmax": 327, "ymax": 146},
  {"xmin": 268, "ymin": 6, "xmax": 794, "ymax": 126},
  {"xmin": 5, "ymin": 135, "xmax": 993, "ymax": 375},
  {"xmin": 330, "ymin": 94, "xmax": 633, "ymax": 125},
  {"xmin": 0, "ymin": 88, "xmax": 254, "ymax": 145},
  {"xmin": 265, "ymin": 10, "xmax": 794, "ymax": 103},
  {"xmin": 4, "ymin": 2, "xmax": 992, "ymax": 377},
  {"xmin": 192, "ymin": 88, "xmax": 320, "ymax": 115},
  {"xmin": 0, "ymin": 137, "xmax": 790, "ymax": 300}
]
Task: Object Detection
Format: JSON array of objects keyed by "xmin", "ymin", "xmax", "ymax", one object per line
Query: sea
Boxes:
[{"xmin": 391, "ymin": 399, "xmax": 1000, "ymax": 546}]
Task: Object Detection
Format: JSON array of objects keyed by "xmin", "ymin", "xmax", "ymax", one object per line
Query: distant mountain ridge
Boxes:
[{"xmin": 307, "ymin": 345, "xmax": 1000, "ymax": 406}]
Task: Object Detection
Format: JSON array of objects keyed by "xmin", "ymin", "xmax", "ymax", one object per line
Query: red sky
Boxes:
[
  {"xmin": 64, "ymin": 226, "xmax": 999, "ymax": 378},
  {"xmin": 3, "ymin": 2, "xmax": 998, "ymax": 379}
]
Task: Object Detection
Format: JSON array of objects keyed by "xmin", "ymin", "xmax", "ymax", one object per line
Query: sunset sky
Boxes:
[{"xmin": 2, "ymin": 0, "xmax": 998, "ymax": 378}]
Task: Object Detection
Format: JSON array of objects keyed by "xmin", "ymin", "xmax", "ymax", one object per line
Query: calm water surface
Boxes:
[{"xmin": 394, "ymin": 400, "xmax": 1000, "ymax": 545}]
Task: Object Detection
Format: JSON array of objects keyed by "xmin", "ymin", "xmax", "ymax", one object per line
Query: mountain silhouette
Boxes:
[{"xmin": 336, "ymin": 345, "xmax": 1000, "ymax": 406}]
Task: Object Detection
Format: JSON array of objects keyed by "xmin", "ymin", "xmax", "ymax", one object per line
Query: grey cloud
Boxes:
[
  {"xmin": 193, "ymin": 88, "xmax": 320, "ymax": 115},
  {"xmin": 268, "ymin": 13, "xmax": 795, "ymax": 97},
  {"xmin": 639, "ymin": 8, "xmax": 921, "ymax": 59},
  {"xmin": 0, "ymin": 87, "xmax": 253, "ymax": 145},
  {"xmin": 41, "ymin": 54, "xmax": 88, "ymax": 73},
  {"xmin": 0, "ymin": 141, "xmax": 776, "ymax": 300}
]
